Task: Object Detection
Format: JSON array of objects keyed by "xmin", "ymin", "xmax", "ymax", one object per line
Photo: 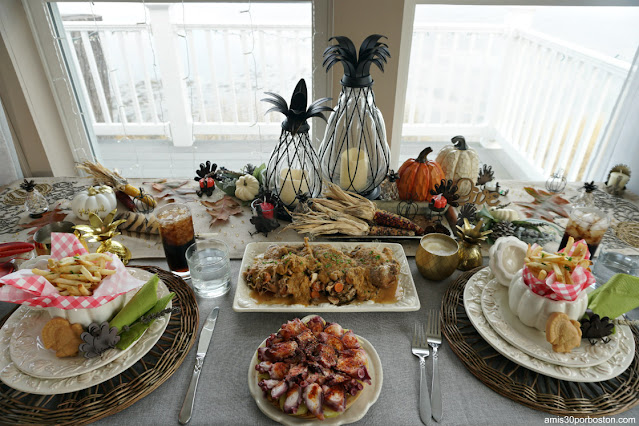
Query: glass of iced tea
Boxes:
[
  {"xmin": 156, "ymin": 203, "xmax": 195, "ymax": 278},
  {"xmin": 559, "ymin": 206, "xmax": 609, "ymax": 255}
]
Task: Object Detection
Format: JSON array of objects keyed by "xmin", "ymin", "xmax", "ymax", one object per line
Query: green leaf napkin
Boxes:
[
  {"xmin": 116, "ymin": 292, "xmax": 174, "ymax": 350},
  {"xmin": 109, "ymin": 275, "xmax": 159, "ymax": 333},
  {"xmin": 587, "ymin": 273, "xmax": 639, "ymax": 320}
]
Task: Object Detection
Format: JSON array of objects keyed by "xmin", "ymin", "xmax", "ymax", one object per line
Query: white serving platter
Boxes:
[{"xmin": 233, "ymin": 241, "xmax": 420, "ymax": 312}]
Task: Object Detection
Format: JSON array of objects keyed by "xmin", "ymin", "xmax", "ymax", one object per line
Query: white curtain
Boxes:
[{"xmin": 0, "ymin": 98, "xmax": 22, "ymax": 186}]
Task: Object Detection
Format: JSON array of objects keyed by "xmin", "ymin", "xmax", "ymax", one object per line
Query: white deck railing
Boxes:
[{"xmin": 61, "ymin": 10, "xmax": 630, "ymax": 180}]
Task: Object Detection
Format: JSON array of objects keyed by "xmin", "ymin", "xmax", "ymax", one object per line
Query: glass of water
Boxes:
[
  {"xmin": 185, "ymin": 239, "xmax": 231, "ymax": 298},
  {"xmin": 592, "ymin": 240, "xmax": 639, "ymax": 286}
]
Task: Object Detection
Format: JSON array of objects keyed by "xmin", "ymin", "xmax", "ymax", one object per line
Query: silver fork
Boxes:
[
  {"xmin": 427, "ymin": 310, "xmax": 442, "ymax": 422},
  {"xmin": 412, "ymin": 322, "xmax": 431, "ymax": 425}
]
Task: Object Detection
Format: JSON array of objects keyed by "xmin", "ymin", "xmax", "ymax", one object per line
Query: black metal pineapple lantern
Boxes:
[
  {"xmin": 318, "ymin": 34, "xmax": 391, "ymax": 198},
  {"xmin": 262, "ymin": 79, "xmax": 332, "ymax": 208}
]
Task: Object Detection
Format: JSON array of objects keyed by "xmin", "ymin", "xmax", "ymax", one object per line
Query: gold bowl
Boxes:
[{"xmin": 416, "ymin": 234, "xmax": 460, "ymax": 281}]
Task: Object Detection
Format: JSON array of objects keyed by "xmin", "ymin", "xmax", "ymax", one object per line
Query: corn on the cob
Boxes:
[
  {"xmin": 372, "ymin": 210, "xmax": 424, "ymax": 234},
  {"xmin": 368, "ymin": 226, "xmax": 415, "ymax": 236},
  {"xmin": 115, "ymin": 190, "xmax": 137, "ymax": 212}
]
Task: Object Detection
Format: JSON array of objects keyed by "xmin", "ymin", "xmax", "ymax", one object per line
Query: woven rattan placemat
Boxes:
[
  {"xmin": 0, "ymin": 266, "xmax": 198, "ymax": 425},
  {"xmin": 442, "ymin": 267, "xmax": 639, "ymax": 417}
]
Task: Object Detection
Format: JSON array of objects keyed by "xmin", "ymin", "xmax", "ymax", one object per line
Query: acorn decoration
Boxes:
[
  {"xmin": 430, "ymin": 179, "xmax": 460, "ymax": 207},
  {"xmin": 379, "ymin": 170, "xmax": 400, "ymax": 201},
  {"xmin": 580, "ymin": 313, "xmax": 614, "ymax": 344},
  {"xmin": 194, "ymin": 161, "xmax": 218, "ymax": 197}
]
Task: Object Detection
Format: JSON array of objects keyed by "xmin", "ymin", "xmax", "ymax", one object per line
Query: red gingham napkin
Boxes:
[
  {"xmin": 522, "ymin": 241, "xmax": 595, "ymax": 302},
  {"xmin": 0, "ymin": 233, "xmax": 145, "ymax": 309}
]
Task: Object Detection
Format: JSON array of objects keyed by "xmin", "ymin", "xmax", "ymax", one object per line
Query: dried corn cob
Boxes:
[
  {"xmin": 116, "ymin": 212, "xmax": 160, "ymax": 234},
  {"xmin": 319, "ymin": 183, "xmax": 425, "ymax": 234},
  {"xmin": 77, "ymin": 160, "xmax": 155, "ymax": 206},
  {"xmin": 373, "ymin": 210, "xmax": 424, "ymax": 234},
  {"xmin": 115, "ymin": 190, "xmax": 137, "ymax": 212},
  {"xmin": 368, "ymin": 226, "xmax": 415, "ymax": 236}
]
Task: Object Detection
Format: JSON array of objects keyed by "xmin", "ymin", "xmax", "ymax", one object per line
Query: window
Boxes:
[
  {"xmin": 50, "ymin": 1, "xmax": 319, "ymax": 177},
  {"xmin": 401, "ymin": 5, "xmax": 639, "ymax": 182}
]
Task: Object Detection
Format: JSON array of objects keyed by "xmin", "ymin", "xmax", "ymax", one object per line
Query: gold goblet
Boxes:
[{"xmin": 416, "ymin": 234, "xmax": 460, "ymax": 281}]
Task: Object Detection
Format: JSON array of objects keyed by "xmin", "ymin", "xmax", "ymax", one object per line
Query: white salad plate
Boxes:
[
  {"xmin": 248, "ymin": 335, "xmax": 382, "ymax": 425},
  {"xmin": 481, "ymin": 278, "xmax": 619, "ymax": 367},
  {"xmin": 464, "ymin": 267, "xmax": 635, "ymax": 382},
  {"xmin": 0, "ymin": 269, "xmax": 172, "ymax": 394},
  {"xmin": 8, "ymin": 268, "xmax": 165, "ymax": 379},
  {"xmin": 233, "ymin": 242, "xmax": 420, "ymax": 312}
]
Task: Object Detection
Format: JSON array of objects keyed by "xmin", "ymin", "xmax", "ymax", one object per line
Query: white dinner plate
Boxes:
[
  {"xmin": 248, "ymin": 332, "xmax": 382, "ymax": 424},
  {"xmin": 233, "ymin": 242, "xmax": 420, "ymax": 312},
  {"xmin": 8, "ymin": 268, "xmax": 166, "ymax": 379},
  {"xmin": 464, "ymin": 267, "xmax": 635, "ymax": 382},
  {"xmin": 481, "ymin": 278, "xmax": 619, "ymax": 367},
  {"xmin": 0, "ymin": 269, "xmax": 172, "ymax": 394}
]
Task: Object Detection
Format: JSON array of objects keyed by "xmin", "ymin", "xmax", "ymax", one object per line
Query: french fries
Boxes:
[
  {"xmin": 524, "ymin": 237, "xmax": 592, "ymax": 284},
  {"xmin": 32, "ymin": 253, "xmax": 114, "ymax": 296}
]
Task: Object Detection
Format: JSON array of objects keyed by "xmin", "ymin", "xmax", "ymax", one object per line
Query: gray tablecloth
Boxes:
[{"xmin": 1, "ymin": 258, "xmax": 637, "ymax": 425}]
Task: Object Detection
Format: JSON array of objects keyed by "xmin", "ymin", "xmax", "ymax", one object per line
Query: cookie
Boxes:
[
  {"xmin": 41, "ymin": 317, "xmax": 84, "ymax": 358},
  {"xmin": 545, "ymin": 312, "xmax": 582, "ymax": 353}
]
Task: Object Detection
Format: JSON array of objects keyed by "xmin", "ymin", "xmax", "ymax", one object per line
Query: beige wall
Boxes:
[{"xmin": 332, "ymin": 0, "xmax": 407, "ymax": 149}]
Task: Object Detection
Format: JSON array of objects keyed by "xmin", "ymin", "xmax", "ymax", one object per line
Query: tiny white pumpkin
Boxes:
[
  {"xmin": 72, "ymin": 186, "xmax": 117, "ymax": 220},
  {"xmin": 435, "ymin": 135, "xmax": 479, "ymax": 194},
  {"xmin": 490, "ymin": 208, "xmax": 520, "ymax": 222},
  {"xmin": 235, "ymin": 174, "xmax": 260, "ymax": 201},
  {"xmin": 489, "ymin": 236, "xmax": 528, "ymax": 287}
]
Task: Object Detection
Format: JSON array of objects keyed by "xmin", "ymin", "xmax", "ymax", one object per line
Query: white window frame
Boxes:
[
  {"xmin": 391, "ymin": 0, "xmax": 639, "ymax": 178},
  {"xmin": 2, "ymin": 0, "xmax": 332, "ymax": 176}
]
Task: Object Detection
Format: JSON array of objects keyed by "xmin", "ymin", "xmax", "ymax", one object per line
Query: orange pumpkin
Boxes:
[{"xmin": 397, "ymin": 147, "xmax": 445, "ymax": 201}]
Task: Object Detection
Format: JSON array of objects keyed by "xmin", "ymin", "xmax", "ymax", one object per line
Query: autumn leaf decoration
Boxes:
[
  {"xmin": 516, "ymin": 187, "xmax": 570, "ymax": 222},
  {"xmin": 147, "ymin": 180, "xmax": 196, "ymax": 203},
  {"xmin": 202, "ymin": 196, "xmax": 243, "ymax": 225}
]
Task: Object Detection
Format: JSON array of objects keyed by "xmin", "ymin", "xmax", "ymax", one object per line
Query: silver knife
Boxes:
[{"xmin": 179, "ymin": 307, "xmax": 219, "ymax": 425}]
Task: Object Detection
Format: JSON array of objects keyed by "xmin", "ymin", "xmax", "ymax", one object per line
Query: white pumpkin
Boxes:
[
  {"xmin": 235, "ymin": 174, "xmax": 260, "ymax": 201},
  {"xmin": 490, "ymin": 208, "xmax": 520, "ymax": 222},
  {"xmin": 72, "ymin": 186, "xmax": 117, "ymax": 220},
  {"xmin": 435, "ymin": 136, "xmax": 479, "ymax": 194},
  {"xmin": 489, "ymin": 236, "xmax": 528, "ymax": 287},
  {"xmin": 508, "ymin": 272, "xmax": 588, "ymax": 331}
]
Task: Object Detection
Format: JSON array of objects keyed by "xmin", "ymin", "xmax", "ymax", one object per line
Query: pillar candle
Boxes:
[
  {"xmin": 279, "ymin": 168, "xmax": 309, "ymax": 206},
  {"xmin": 339, "ymin": 148, "xmax": 368, "ymax": 192}
]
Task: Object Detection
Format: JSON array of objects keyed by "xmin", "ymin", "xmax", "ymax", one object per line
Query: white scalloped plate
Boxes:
[
  {"xmin": 481, "ymin": 278, "xmax": 619, "ymax": 367},
  {"xmin": 8, "ymin": 268, "xmax": 168, "ymax": 379},
  {"xmin": 464, "ymin": 268, "xmax": 635, "ymax": 382},
  {"xmin": 233, "ymin": 242, "xmax": 420, "ymax": 312},
  {"xmin": 248, "ymin": 332, "xmax": 382, "ymax": 424},
  {"xmin": 0, "ymin": 269, "xmax": 172, "ymax": 394}
]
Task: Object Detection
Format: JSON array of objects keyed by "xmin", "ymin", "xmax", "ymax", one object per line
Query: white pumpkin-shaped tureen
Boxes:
[
  {"xmin": 508, "ymin": 272, "xmax": 588, "ymax": 331},
  {"xmin": 72, "ymin": 186, "xmax": 117, "ymax": 220},
  {"xmin": 489, "ymin": 236, "xmax": 528, "ymax": 287}
]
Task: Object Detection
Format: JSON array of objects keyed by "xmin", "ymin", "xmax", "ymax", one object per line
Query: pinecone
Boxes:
[{"xmin": 491, "ymin": 221, "xmax": 517, "ymax": 239}]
